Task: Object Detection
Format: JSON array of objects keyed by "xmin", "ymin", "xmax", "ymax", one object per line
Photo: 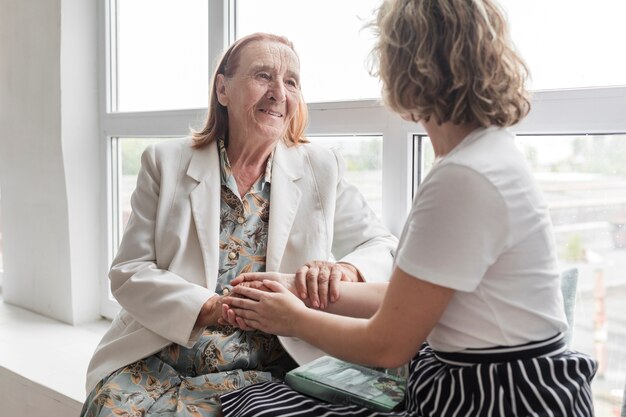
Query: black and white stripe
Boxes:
[{"xmin": 221, "ymin": 333, "xmax": 596, "ymax": 417}]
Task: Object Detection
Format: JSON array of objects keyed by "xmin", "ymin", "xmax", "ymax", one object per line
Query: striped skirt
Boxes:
[{"xmin": 220, "ymin": 333, "xmax": 597, "ymax": 417}]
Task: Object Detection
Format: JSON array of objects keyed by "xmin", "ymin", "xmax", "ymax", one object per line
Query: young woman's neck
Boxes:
[{"xmin": 421, "ymin": 119, "xmax": 481, "ymax": 158}]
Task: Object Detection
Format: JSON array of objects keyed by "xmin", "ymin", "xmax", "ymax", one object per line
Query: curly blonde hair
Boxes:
[
  {"xmin": 192, "ymin": 33, "xmax": 309, "ymax": 149},
  {"xmin": 372, "ymin": 0, "xmax": 530, "ymax": 127}
]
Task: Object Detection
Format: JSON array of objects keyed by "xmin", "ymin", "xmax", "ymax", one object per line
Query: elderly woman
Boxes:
[
  {"xmin": 220, "ymin": 1, "xmax": 597, "ymax": 416},
  {"xmin": 80, "ymin": 32, "xmax": 397, "ymax": 417}
]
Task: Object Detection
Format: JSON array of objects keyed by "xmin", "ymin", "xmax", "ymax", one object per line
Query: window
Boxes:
[
  {"xmin": 412, "ymin": 136, "xmax": 435, "ymax": 195},
  {"xmin": 236, "ymin": 0, "xmax": 382, "ymax": 102},
  {"xmin": 414, "ymin": 134, "xmax": 626, "ymax": 414},
  {"xmin": 110, "ymin": 137, "xmax": 177, "ymax": 251},
  {"xmin": 309, "ymin": 136, "xmax": 383, "ymax": 217},
  {"xmin": 500, "ymin": 0, "xmax": 626, "ymax": 90},
  {"xmin": 113, "ymin": 0, "xmax": 209, "ymax": 112},
  {"xmin": 100, "ymin": 3, "xmax": 626, "ymax": 413},
  {"xmin": 111, "ymin": 135, "xmax": 386, "ymax": 243},
  {"xmin": 100, "ymin": 0, "xmax": 415, "ymax": 316},
  {"xmin": 517, "ymin": 134, "xmax": 626, "ymax": 415},
  {"xmin": 101, "ymin": 0, "xmax": 213, "ymax": 318}
]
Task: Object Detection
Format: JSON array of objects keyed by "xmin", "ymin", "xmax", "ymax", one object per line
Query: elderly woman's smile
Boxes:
[{"xmin": 258, "ymin": 108, "xmax": 283, "ymax": 118}]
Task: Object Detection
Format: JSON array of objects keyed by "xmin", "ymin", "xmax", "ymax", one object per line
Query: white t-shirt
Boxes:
[{"xmin": 395, "ymin": 126, "xmax": 568, "ymax": 352}]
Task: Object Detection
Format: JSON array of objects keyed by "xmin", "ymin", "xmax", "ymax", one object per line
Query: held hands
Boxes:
[
  {"xmin": 221, "ymin": 280, "xmax": 306, "ymax": 336},
  {"xmin": 218, "ymin": 278, "xmax": 276, "ymax": 330},
  {"xmin": 197, "ymin": 284, "xmax": 267, "ymax": 329},
  {"xmin": 228, "ymin": 261, "xmax": 359, "ymax": 309},
  {"xmin": 219, "ymin": 261, "xmax": 359, "ymax": 330}
]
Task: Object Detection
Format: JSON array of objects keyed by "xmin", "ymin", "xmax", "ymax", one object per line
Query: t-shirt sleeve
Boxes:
[{"xmin": 396, "ymin": 163, "xmax": 508, "ymax": 292}]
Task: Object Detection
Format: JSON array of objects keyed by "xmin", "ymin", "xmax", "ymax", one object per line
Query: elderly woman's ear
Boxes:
[{"xmin": 216, "ymin": 74, "xmax": 229, "ymax": 107}]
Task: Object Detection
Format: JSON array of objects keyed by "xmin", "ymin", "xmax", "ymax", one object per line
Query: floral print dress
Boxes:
[{"xmin": 80, "ymin": 139, "xmax": 296, "ymax": 417}]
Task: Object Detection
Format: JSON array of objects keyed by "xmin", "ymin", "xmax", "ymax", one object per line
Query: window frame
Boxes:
[{"xmin": 98, "ymin": 0, "xmax": 626, "ymax": 319}]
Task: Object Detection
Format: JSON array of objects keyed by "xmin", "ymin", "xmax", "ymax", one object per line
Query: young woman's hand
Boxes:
[
  {"xmin": 221, "ymin": 280, "xmax": 307, "ymax": 336},
  {"xmin": 217, "ymin": 280, "xmax": 268, "ymax": 330}
]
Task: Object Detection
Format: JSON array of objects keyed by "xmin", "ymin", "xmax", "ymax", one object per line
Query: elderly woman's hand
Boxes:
[
  {"xmin": 196, "ymin": 295, "xmax": 228, "ymax": 329},
  {"xmin": 230, "ymin": 272, "xmax": 294, "ymax": 292},
  {"xmin": 296, "ymin": 261, "xmax": 360, "ymax": 309}
]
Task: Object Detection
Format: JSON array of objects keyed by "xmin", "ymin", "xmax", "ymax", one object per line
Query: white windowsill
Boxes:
[{"xmin": 0, "ymin": 294, "xmax": 110, "ymax": 412}]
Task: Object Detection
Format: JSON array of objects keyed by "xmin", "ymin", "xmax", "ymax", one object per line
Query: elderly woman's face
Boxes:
[{"xmin": 217, "ymin": 40, "xmax": 301, "ymax": 142}]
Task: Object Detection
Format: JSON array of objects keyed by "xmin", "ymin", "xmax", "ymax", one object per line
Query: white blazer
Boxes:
[{"xmin": 86, "ymin": 138, "xmax": 397, "ymax": 392}]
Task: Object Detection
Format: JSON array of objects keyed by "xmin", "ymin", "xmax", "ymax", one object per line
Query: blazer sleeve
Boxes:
[
  {"xmin": 109, "ymin": 144, "xmax": 215, "ymax": 348},
  {"xmin": 328, "ymin": 148, "xmax": 398, "ymax": 282}
]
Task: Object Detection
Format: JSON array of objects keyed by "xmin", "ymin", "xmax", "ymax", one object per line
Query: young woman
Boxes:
[{"xmin": 220, "ymin": 1, "xmax": 597, "ymax": 416}]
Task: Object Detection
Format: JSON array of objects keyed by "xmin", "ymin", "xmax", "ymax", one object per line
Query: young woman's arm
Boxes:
[
  {"xmin": 227, "ymin": 272, "xmax": 388, "ymax": 318},
  {"xmin": 223, "ymin": 266, "xmax": 454, "ymax": 369}
]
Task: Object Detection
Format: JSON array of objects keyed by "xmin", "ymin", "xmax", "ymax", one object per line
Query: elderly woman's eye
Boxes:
[
  {"xmin": 258, "ymin": 73, "xmax": 271, "ymax": 80},
  {"xmin": 286, "ymin": 79, "xmax": 298, "ymax": 88}
]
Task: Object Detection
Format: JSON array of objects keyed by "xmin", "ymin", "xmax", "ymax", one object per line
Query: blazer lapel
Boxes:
[
  {"xmin": 266, "ymin": 140, "xmax": 304, "ymax": 271},
  {"xmin": 187, "ymin": 142, "xmax": 221, "ymax": 290}
]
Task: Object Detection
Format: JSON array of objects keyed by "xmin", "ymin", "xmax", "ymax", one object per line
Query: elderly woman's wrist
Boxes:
[
  {"xmin": 195, "ymin": 295, "xmax": 222, "ymax": 328},
  {"xmin": 279, "ymin": 273, "xmax": 299, "ymax": 296}
]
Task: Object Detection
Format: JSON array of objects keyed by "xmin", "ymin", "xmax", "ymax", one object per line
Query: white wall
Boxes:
[
  {"xmin": 0, "ymin": 0, "xmax": 101, "ymax": 325},
  {"xmin": 61, "ymin": 0, "xmax": 101, "ymax": 323}
]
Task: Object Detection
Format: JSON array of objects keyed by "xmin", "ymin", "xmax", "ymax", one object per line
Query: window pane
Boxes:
[
  {"xmin": 236, "ymin": 0, "xmax": 381, "ymax": 102},
  {"xmin": 517, "ymin": 134, "xmax": 626, "ymax": 415},
  {"xmin": 412, "ymin": 136, "xmax": 435, "ymax": 195},
  {"xmin": 113, "ymin": 136, "xmax": 383, "ymax": 251},
  {"xmin": 500, "ymin": 0, "xmax": 626, "ymax": 90},
  {"xmin": 113, "ymin": 138, "xmax": 174, "ymax": 252},
  {"xmin": 416, "ymin": 134, "xmax": 626, "ymax": 414},
  {"xmin": 309, "ymin": 136, "xmax": 383, "ymax": 217},
  {"xmin": 115, "ymin": 0, "xmax": 208, "ymax": 112}
]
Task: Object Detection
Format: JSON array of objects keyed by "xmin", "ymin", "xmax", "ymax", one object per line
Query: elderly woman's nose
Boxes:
[{"xmin": 266, "ymin": 80, "xmax": 287, "ymax": 102}]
